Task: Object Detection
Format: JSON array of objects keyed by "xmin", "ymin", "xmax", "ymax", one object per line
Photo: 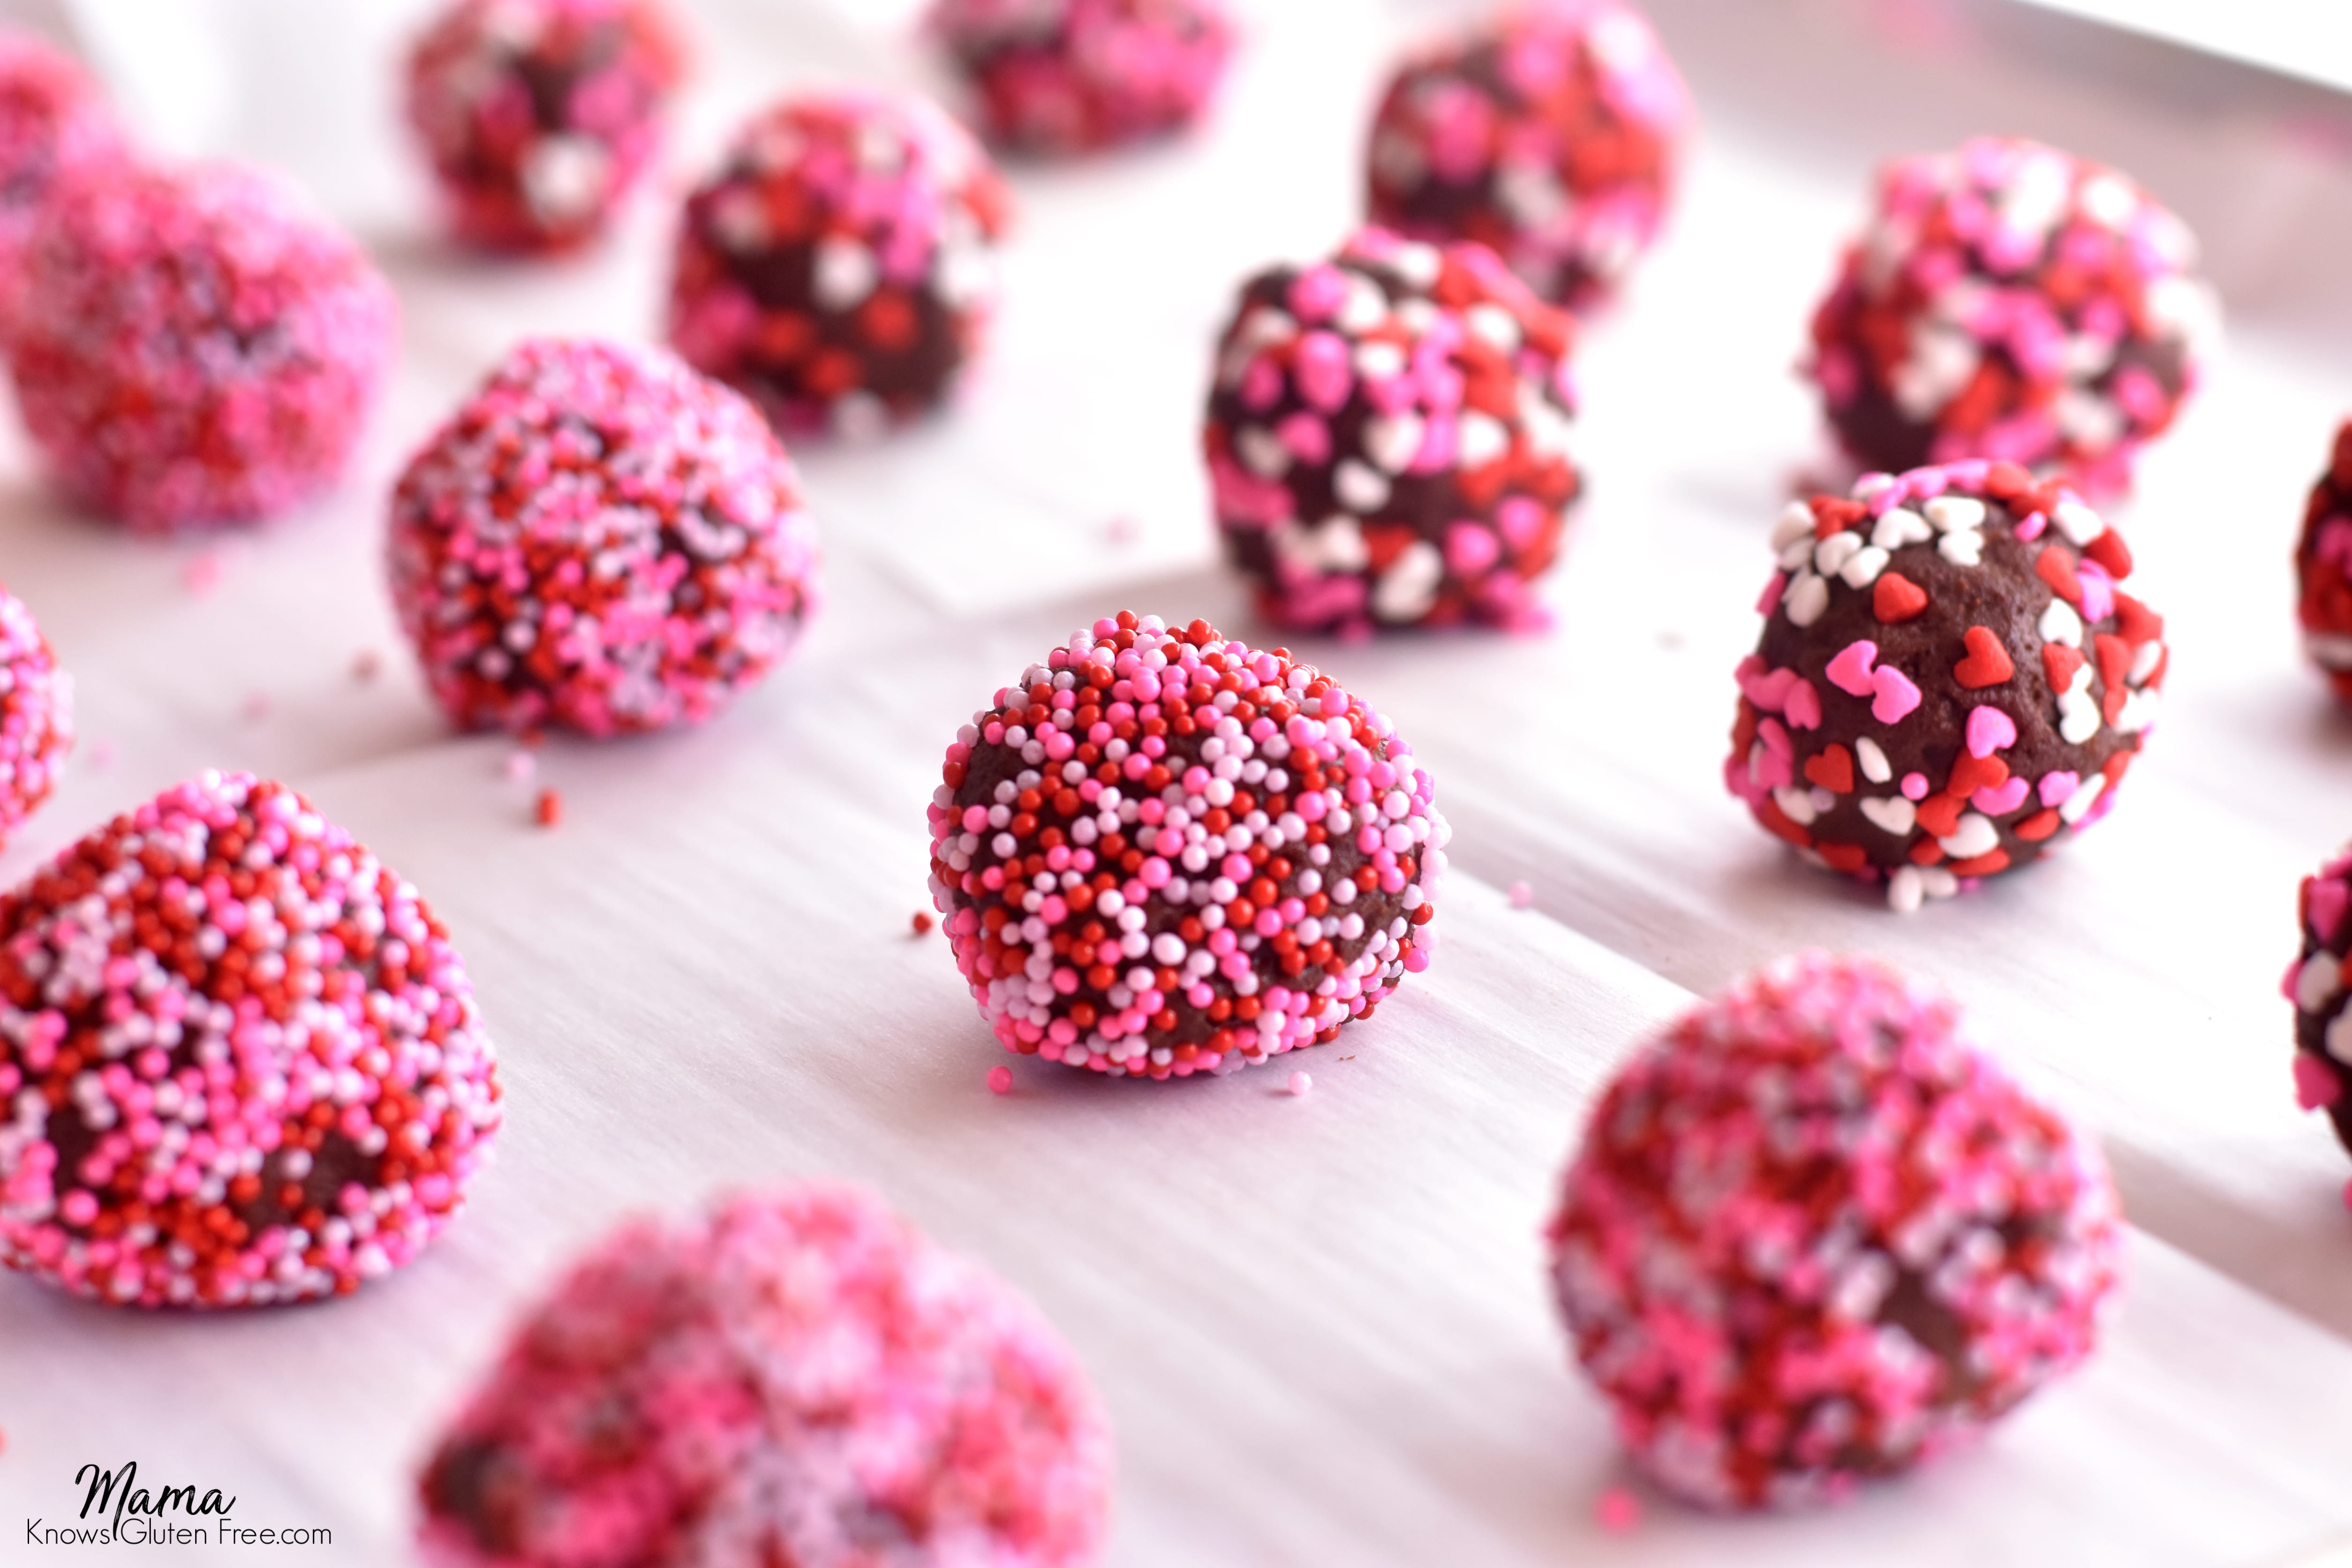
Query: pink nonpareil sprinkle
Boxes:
[
  {"xmin": 1287, "ymin": 1070, "xmax": 1311, "ymax": 1096},
  {"xmin": 183, "ymin": 553, "xmax": 225, "ymax": 594},
  {"xmin": 1594, "ymin": 1486, "xmax": 1641, "ymax": 1534},
  {"xmin": 988, "ymin": 1064, "xmax": 1013, "ymax": 1095},
  {"xmin": 504, "ymin": 749, "xmax": 536, "ymax": 784},
  {"xmin": 1508, "ymin": 879, "xmax": 1535, "ymax": 908}
]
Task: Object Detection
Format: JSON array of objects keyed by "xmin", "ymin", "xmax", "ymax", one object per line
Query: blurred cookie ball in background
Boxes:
[
  {"xmin": 927, "ymin": 0, "xmax": 1237, "ymax": 156},
  {"xmin": 0, "ymin": 580, "xmax": 69, "ymax": 850},
  {"xmin": 668, "ymin": 90, "xmax": 1011, "ymax": 439},
  {"xmin": 405, "ymin": 0, "xmax": 684, "ymax": 254},
  {"xmin": 1805, "ymin": 136, "xmax": 2219, "ymax": 497},
  {"xmin": 388, "ymin": 337, "xmax": 820, "ymax": 738},
  {"xmin": 0, "ymin": 28, "xmax": 124, "ymax": 331},
  {"xmin": 1366, "ymin": 0, "xmax": 1689, "ymax": 312},
  {"xmin": 418, "ymin": 1184, "xmax": 1114, "ymax": 1568},
  {"xmin": 2296, "ymin": 420, "xmax": 2352, "ymax": 701},
  {"xmin": 8, "ymin": 160, "xmax": 396, "ymax": 532},
  {"xmin": 1550, "ymin": 952, "xmax": 2123, "ymax": 1509},
  {"xmin": 1205, "ymin": 226, "xmax": 1581, "ymax": 636}
]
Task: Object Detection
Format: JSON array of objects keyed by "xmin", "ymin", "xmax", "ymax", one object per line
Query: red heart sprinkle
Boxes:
[
  {"xmin": 1945, "ymin": 752, "xmax": 2009, "ymax": 799},
  {"xmin": 2085, "ymin": 530, "xmax": 2132, "ymax": 579},
  {"xmin": 1815, "ymin": 840, "xmax": 1868, "ymax": 872},
  {"xmin": 1950, "ymin": 849, "xmax": 2012, "ymax": 877},
  {"xmin": 2093, "ymin": 632, "xmax": 2131, "ymax": 690},
  {"xmin": 1985, "ymin": 461, "xmax": 2032, "ymax": 499},
  {"xmin": 2015, "ymin": 808, "xmax": 2062, "ymax": 842},
  {"xmin": 1803, "ymin": 744, "xmax": 1855, "ymax": 794},
  {"xmin": 1954, "ymin": 626, "xmax": 2015, "ymax": 688},
  {"xmin": 2043, "ymin": 643, "xmax": 2085, "ymax": 691},
  {"xmin": 1916, "ymin": 794, "xmax": 1965, "ymax": 838},
  {"xmin": 1873, "ymin": 572, "xmax": 1928, "ymax": 623},
  {"xmin": 2035, "ymin": 547, "xmax": 2082, "ymax": 603},
  {"xmin": 1809, "ymin": 497, "xmax": 1868, "ymax": 537},
  {"xmin": 2113, "ymin": 592, "xmax": 2163, "ymax": 646}
]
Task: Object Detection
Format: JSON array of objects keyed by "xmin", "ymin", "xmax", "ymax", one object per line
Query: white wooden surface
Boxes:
[{"xmin": 7, "ymin": 0, "xmax": 2352, "ymax": 1563}]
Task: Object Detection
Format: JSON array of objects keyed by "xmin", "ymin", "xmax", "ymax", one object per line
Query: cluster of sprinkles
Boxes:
[
  {"xmin": 1366, "ymin": 0, "xmax": 1689, "ymax": 311},
  {"xmin": 0, "ymin": 582, "xmax": 68, "ymax": 850},
  {"xmin": 669, "ymin": 90, "xmax": 1012, "ymax": 440},
  {"xmin": 418, "ymin": 1184, "xmax": 1113, "ymax": 1568},
  {"xmin": 8, "ymin": 161, "xmax": 397, "ymax": 532},
  {"xmin": 2296, "ymin": 419, "xmax": 2352, "ymax": 701},
  {"xmin": 0, "ymin": 771, "xmax": 502, "ymax": 1308},
  {"xmin": 928, "ymin": 612, "xmax": 1447, "ymax": 1079},
  {"xmin": 0, "ymin": 29, "xmax": 121, "ymax": 329},
  {"xmin": 387, "ymin": 337, "xmax": 820, "ymax": 738},
  {"xmin": 1204, "ymin": 226, "xmax": 1581, "ymax": 636},
  {"xmin": 404, "ymin": 0, "xmax": 685, "ymax": 254},
  {"xmin": 1725, "ymin": 460, "xmax": 2166, "ymax": 912},
  {"xmin": 1549, "ymin": 952, "xmax": 2122, "ymax": 1510},
  {"xmin": 2288, "ymin": 844, "xmax": 2352, "ymax": 1197},
  {"xmin": 927, "ymin": 0, "xmax": 1236, "ymax": 156},
  {"xmin": 1807, "ymin": 136, "xmax": 2219, "ymax": 496}
]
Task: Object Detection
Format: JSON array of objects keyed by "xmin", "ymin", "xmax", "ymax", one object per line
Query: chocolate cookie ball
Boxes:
[
  {"xmin": 1806, "ymin": 137, "xmax": 2218, "ymax": 497},
  {"xmin": 0, "ymin": 772, "xmax": 502, "ymax": 1308},
  {"xmin": 668, "ymin": 91, "xmax": 1011, "ymax": 438},
  {"xmin": 1549, "ymin": 952, "xmax": 2122, "ymax": 1510},
  {"xmin": 8, "ymin": 162, "xmax": 396, "ymax": 532},
  {"xmin": 2290, "ymin": 847, "xmax": 2352, "ymax": 1164},
  {"xmin": 419, "ymin": 1184, "xmax": 1113, "ymax": 1568},
  {"xmin": 0, "ymin": 29, "xmax": 122, "ymax": 325},
  {"xmin": 1367, "ymin": 0, "xmax": 1689, "ymax": 311},
  {"xmin": 1205, "ymin": 227, "xmax": 1581, "ymax": 635},
  {"xmin": 405, "ymin": 0, "xmax": 685, "ymax": 254},
  {"xmin": 1725, "ymin": 461, "xmax": 2166, "ymax": 913},
  {"xmin": 389, "ymin": 338, "xmax": 819, "ymax": 738},
  {"xmin": 927, "ymin": 0, "xmax": 1236, "ymax": 156},
  {"xmin": 2296, "ymin": 420, "xmax": 2352, "ymax": 701},
  {"xmin": 0, "ymin": 581, "xmax": 68, "ymax": 850},
  {"xmin": 927, "ymin": 611, "xmax": 1447, "ymax": 1078}
]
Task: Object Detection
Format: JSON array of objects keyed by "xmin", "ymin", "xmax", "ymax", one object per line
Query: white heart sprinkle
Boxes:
[
  {"xmin": 1772, "ymin": 502, "xmax": 1817, "ymax": 550},
  {"xmin": 1774, "ymin": 785, "xmax": 1819, "ymax": 825},
  {"xmin": 811, "ymin": 237, "xmax": 879, "ymax": 312},
  {"xmin": 2053, "ymin": 499, "xmax": 2107, "ymax": 544},
  {"xmin": 1855, "ymin": 737, "xmax": 1891, "ymax": 783},
  {"xmin": 2058, "ymin": 773, "xmax": 2106, "ymax": 824},
  {"xmin": 1363, "ymin": 415, "xmax": 1425, "ymax": 475},
  {"xmin": 1779, "ymin": 536, "xmax": 1817, "ymax": 570},
  {"xmin": 1937, "ymin": 529, "xmax": 1984, "ymax": 566},
  {"xmin": 1839, "ymin": 545, "xmax": 1890, "ymax": 588},
  {"xmin": 2299, "ymin": 951, "xmax": 2344, "ymax": 1012},
  {"xmin": 1458, "ymin": 413, "xmax": 1510, "ymax": 468},
  {"xmin": 1888, "ymin": 866, "xmax": 1923, "ymax": 913},
  {"xmin": 1334, "ymin": 459, "xmax": 1391, "ymax": 513},
  {"xmin": 2329, "ymin": 1010, "xmax": 2352, "ymax": 1065},
  {"xmin": 1923, "ymin": 497, "xmax": 1987, "ymax": 533},
  {"xmin": 1815, "ymin": 532, "xmax": 1863, "ymax": 576},
  {"xmin": 2041, "ymin": 597, "xmax": 2084, "ymax": 647},
  {"xmin": 1372, "ymin": 541, "xmax": 1444, "ymax": 621},
  {"xmin": 1236, "ymin": 426, "xmax": 1290, "ymax": 480},
  {"xmin": 2131, "ymin": 640, "xmax": 2164, "ymax": 682},
  {"xmin": 1860, "ymin": 796, "xmax": 1917, "ymax": 835},
  {"xmin": 1938, "ymin": 813, "xmax": 2001, "ymax": 860},
  {"xmin": 1783, "ymin": 571, "xmax": 1830, "ymax": 628},
  {"xmin": 1871, "ymin": 508, "xmax": 1932, "ymax": 550},
  {"xmin": 1920, "ymin": 867, "xmax": 1959, "ymax": 898}
]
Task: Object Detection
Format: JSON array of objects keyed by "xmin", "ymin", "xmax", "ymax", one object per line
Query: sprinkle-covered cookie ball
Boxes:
[
  {"xmin": 0, "ymin": 582, "xmax": 68, "ymax": 849},
  {"xmin": 0, "ymin": 771, "xmax": 502, "ymax": 1308},
  {"xmin": 1204, "ymin": 227, "xmax": 1581, "ymax": 635},
  {"xmin": 1366, "ymin": 0, "xmax": 1689, "ymax": 311},
  {"xmin": 0, "ymin": 30, "xmax": 121, "ymax": 323},
  {"xmin": 1549, "ymin": 952, "xmax": 2122, "ymax": 1510},
  {"xmin": 7, "ymin": 162, "xmax": 397, "ymax": 532},
  {"xmin": 1807, "ymin": 137, "xmax": 2218, "ymax": 496},
  {"xmin": 405, "ymin": 0, "xmax": 685, "ymax": 254},
  {"xmin": 1726, "ymin": 461, "xmax": 2165, "ymax": 913},
  {"xmin": 668, "ymin": 91, "xmax": 1011, "ymax": 438},
  {"xmin": 928, "ymin": 612, "xmax": 1447, "ymax": 1079},
  {"xmin": 389, "ymin": 338, "xmax": 819, "ymax": 738},
  {"xmin": 418, "ymin": 1184, "xmax": 1113, "ymax": 1568},
  {"xmin": 927, "ymin": 0, "xmax": 1236, "ymax": 156},
  {"xmin": 2289, "ymin": 847, "xmax": 2352, "ymax": 1163},
  {"xmin": 2296, "ymin": 420, "xmax": 2352, "ymax": 701}
]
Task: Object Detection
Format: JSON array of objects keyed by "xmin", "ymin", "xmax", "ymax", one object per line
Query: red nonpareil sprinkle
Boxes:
[
  {"xmin": 1365, "ymin": 0, "xmax": 1689, "ymax": 310},
  {"xmin": 10, "ymin": 163, "xmax": 396, "ymax": 532},
  {"xmin": 417, "ymin": 1185, "xmax": 1111, "ymax": 1566},
  {"xmin": 929, "ymin": 0, "xmax": 1236, "ymax": 156},
  {"xmin": 389, "ymin": 339, "xmax": 819, "ymax": 738},
  {"xmin": 912, "ymin": 911, "xmax": 935, "ymax": 936},
  {"xmin": 0, "ymin": 770, "xmax": 501, "ymax": 1307},
  {"xmin": 1549, "ymin": 953, "xmax": 2121, "ymax": 1509},
  {"xmin": 404, "ymin": 0, "xmax": 685, "ymax": 254},
  {"xmin": 536, "ymin": 788, "xmax": 563, "ymax": 827},
  {"xmin": 928, "ymin": 612, "xmax": 1447, "ymax": 1080}
]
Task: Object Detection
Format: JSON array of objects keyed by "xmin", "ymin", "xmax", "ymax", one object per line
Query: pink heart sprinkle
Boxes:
[
  {"xmin": 1741, "ymin": 665, "xmax": 1797, "ymax": 713},
  {"xmin": 1870, "ymin": 665, "xmax": 1922, "ymax": 724},
  {"xmin": 1755, "ymin": 571, "xmax": 1787, "ymax": 617},
  {"xmin": 1972, "ymin": 777, "xmax": 2030, "ymax": 815},
  {"xmin": 1825, "ymin": 639, "xmax": 1878, "ymax": 698},
  {"xmin": 2314, "ymin": 879, "xmax": 2352, "ymax": 947},
  {"xmin": 1784, "ymin": 679, "xmax": 1822, "ymax": 731},
  {"xmin": 2297, "ymin": 1052, "xmax": 2343, "ymax": 1111},
  {"xmin": 1900, "ymin": 772, "xmax": 1930, "ymax": 800},
  {"xmin": 1965, "ymin": 705, "xmax": 2018, "ymax": 758},
  {"xmin": 2038, "ymin": 770, "xmax": 2079, "ymax": 807}
]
